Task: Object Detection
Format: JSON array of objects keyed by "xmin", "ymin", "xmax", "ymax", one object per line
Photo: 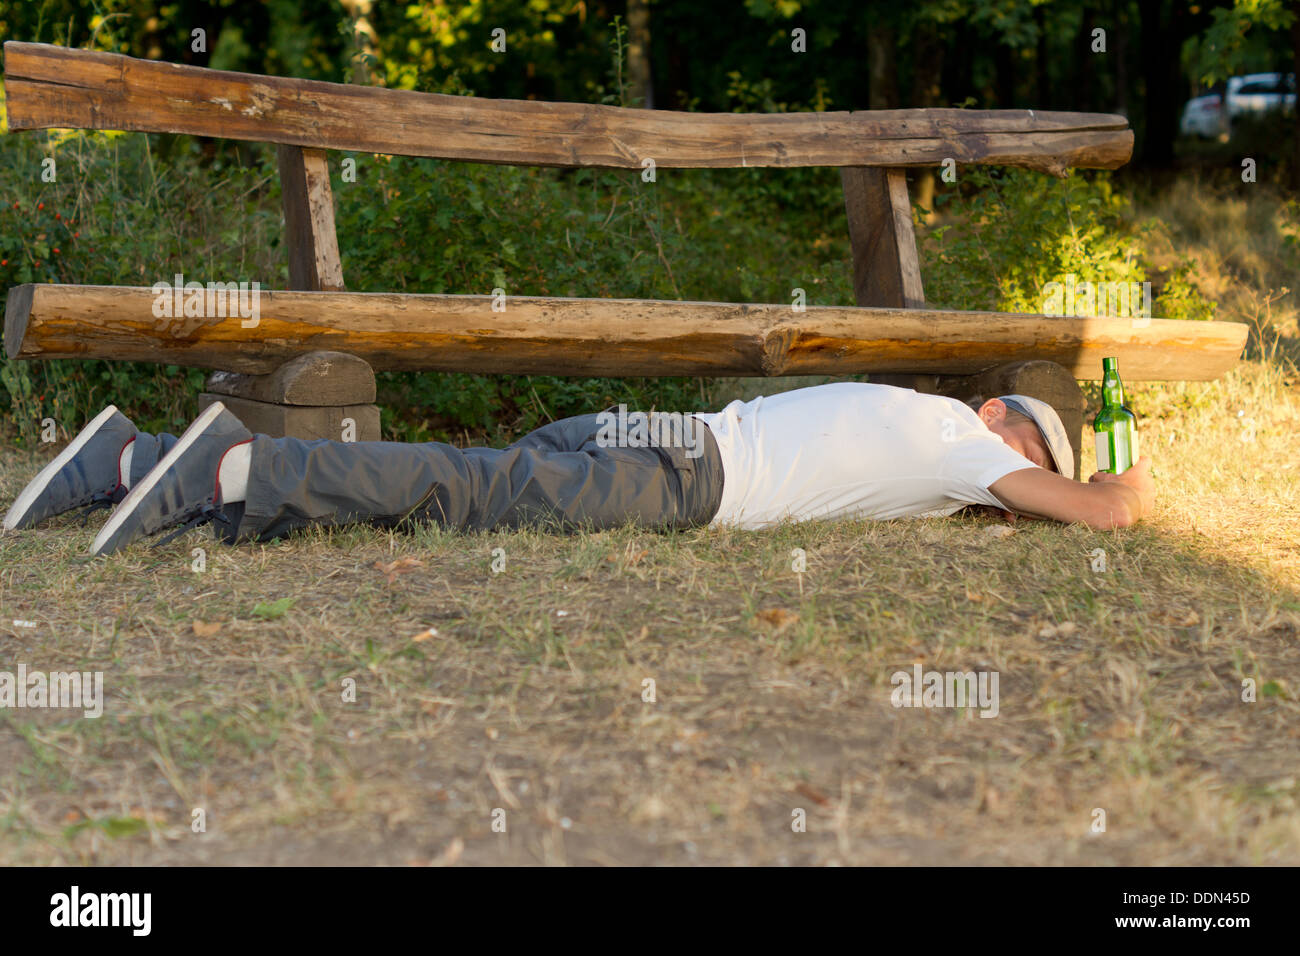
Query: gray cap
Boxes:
[{"xmin": 998, "ymin": 394, "xmax": 1074, "ymax": 479}]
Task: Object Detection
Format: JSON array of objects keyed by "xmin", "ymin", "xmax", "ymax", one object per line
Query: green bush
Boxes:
[
  {"xmin": 921, "ymin": 166, "xmax": 1215, "ymax": 322},
  {"xmin": 0, "ymin": 129, "xmax": 282, "ymax": 443}
]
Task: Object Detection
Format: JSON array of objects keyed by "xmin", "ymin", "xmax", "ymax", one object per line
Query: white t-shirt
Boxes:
[{"xmin": 689, "ymin": 382, "xmax": 1039, "ymax": 530}]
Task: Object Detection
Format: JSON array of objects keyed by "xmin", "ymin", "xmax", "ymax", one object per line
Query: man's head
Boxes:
[{"xmin": 972, "ymin": 395, "xmax": 1074, "ymax": 478}]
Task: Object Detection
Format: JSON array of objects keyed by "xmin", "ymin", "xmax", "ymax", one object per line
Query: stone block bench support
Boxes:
[{"xmin": 198, "ymin": 350, "xmax": 381, "ymax": 442}]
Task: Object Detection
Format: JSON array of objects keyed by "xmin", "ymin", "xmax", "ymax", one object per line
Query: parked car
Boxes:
[
  {"xmin": 1179, "ymin": 72, "xmax": 1295, "ymax": 141},
  {"xmin": 1225, "ymin": 72, "xmax": 1296, "ymax": 123},
  {"xmin": 1179, "ymin": 93, "xmax": 1224, "ymax": 139}
]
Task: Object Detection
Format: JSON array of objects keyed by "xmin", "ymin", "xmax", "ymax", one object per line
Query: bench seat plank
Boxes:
[
  {"xmin": 5, "ymin": 284, "xmax": 1247, "ymax": 381},
  {"xmin": 4, "ymin": 42, "xmax": 1131, "ymax": 175}
]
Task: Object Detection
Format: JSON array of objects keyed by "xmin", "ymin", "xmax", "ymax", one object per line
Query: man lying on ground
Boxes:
[{"xmin": 2, "ymin": 381, "xmax": 1155, "ymax": 556}]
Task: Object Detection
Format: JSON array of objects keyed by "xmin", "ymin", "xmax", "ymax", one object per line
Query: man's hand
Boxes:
[{"xmin": 1088, "ymin": 456, "xmax": 1155, "ymax": 519}]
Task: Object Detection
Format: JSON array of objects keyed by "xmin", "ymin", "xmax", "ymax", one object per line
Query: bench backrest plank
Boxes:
[{"xmin": 3, "ymin": 41, "xmax": 1132, "ymax": 175}]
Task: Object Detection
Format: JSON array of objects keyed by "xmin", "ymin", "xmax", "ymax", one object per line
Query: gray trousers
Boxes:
[{"xmin": 129, "ymin": 412, "xmax": 725, "ymax": 542}]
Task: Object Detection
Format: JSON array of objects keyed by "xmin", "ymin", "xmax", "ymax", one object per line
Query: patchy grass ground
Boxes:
[{"xmin": 0, "ymin": 358, "xmax": 1297, "ymax": 866}]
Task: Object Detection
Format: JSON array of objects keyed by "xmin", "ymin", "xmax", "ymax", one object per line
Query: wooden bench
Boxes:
[{"xmin": 3, "ymin": 42, "xmax": 1248, "ymax": 479}]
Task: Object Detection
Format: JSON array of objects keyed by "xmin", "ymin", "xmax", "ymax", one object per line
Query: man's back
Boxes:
[{"xmin": 691, "ymin": 382, "xmax": 1040, "ymax": 529}]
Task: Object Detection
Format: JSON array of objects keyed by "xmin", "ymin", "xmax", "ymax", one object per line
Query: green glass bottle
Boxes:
[{"xmin": 1093, "ymin": 356, "xmax": 1139, "ymax": 474}]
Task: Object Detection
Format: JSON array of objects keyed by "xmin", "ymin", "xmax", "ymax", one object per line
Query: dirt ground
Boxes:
[{"xmin": 1, "ymin": 362, "xmax": 1298, "ymax": 865}]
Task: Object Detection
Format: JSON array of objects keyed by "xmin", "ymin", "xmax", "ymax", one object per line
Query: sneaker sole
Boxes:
[
  {"xmin": 90, "ymin": 401, "xmax": 228, "ymax": 556},
  {"xmin": 3, "ymin": 405, "xmax": 123, "ymax": 531}
]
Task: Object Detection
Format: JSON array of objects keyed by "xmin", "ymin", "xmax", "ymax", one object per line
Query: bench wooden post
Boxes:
[
  {"xmin": 842, "ymin": 167, "xmax": 925, "ymax": 309},
  {"xmin": 198, "ymin": 146, "xmax": 381, "ymax": 441},
  {"xmin": 277, "ymin": 145, "xmax": 346, "ymax": 293}
]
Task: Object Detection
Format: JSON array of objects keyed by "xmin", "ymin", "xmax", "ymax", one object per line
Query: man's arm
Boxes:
[{"xmin": 987, "ymin": 457, "xmax": 1156, "ymax": 529}]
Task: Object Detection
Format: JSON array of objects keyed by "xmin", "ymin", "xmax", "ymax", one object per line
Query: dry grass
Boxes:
[
  {"xmin": 1, "ymin": 353, "xmax": 1297, "ymax": 866},
  {"xmin": 2, "ymin": 179, "xmax": 1297, "ymax": 866},
  {"xmin": 1138, "ymin": 174, "xmax": 1300, "ymax": 371}
]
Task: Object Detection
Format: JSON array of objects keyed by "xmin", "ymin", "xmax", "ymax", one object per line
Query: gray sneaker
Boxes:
[
  {"xmin": 90, "ymin": 402, "xmax": 252, "ymax": 556},
  {"xmin": 3, "ymin": 405, "xmax": 136, "ymax": 531}
]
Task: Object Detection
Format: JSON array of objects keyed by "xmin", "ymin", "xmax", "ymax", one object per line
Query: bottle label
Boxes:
[{"xmin": 1095, "ymin": 432, "xmax": 1111, "ymax": 471}]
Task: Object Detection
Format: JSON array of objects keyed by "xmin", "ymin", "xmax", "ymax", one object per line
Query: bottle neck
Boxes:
[{"xmin": 1102, "ymin": 371, "xmax": 1125, "ymax": 407}]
